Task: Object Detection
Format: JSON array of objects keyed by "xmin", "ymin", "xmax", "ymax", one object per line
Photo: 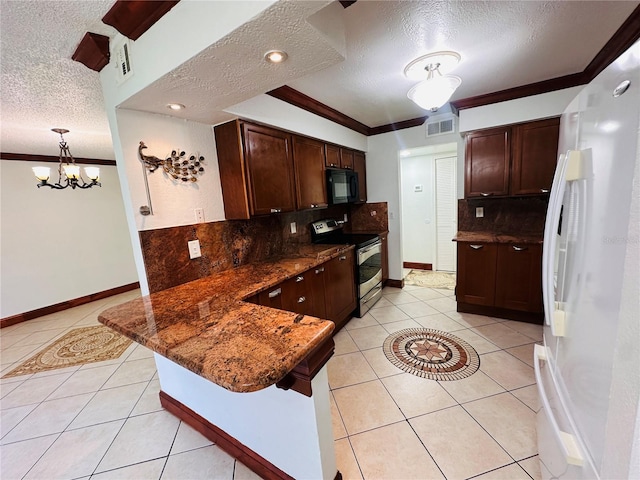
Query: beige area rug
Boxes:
[
  {"xmin": 404, "ymin": 269, "xmax": 456, "ymax": 289},
  {"xmin": 2, "ymin": 325, "xmax": 132, "ymax": 378}
]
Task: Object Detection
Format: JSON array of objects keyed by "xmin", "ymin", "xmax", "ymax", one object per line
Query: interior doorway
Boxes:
[{"xmin": 399, "ymin": 143, "xmax": 458, "ymax": 277}]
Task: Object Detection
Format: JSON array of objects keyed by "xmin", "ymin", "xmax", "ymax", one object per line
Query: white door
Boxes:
[{"xmin": 435, "ymin": 155, "xmax": 457, "ymax": 271}]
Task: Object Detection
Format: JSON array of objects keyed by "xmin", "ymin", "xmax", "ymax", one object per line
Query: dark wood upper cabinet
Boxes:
[
  {"xmin": 242, "ymin": 123, "xmax": 296, "ymax": 216},
  {"xmin": 464, "ymin": 118, "xmax": 560, "ymax": 198},
  {"xmin": 325, "ymin": 144, "xmax": 340, "ymax": 168},
  {"xmin": 292, "ymin": 136, "xmax": 328, "ymax": 210},
  {"xmin": 339, "ymin": 148, "xmax": 354, "ymax": 170},
  {"xmin": 464, "ymin": 127, "xmax": 511, "ymax": 198},
  {"xmin": 511, "ymin": 118, "xmax": 560, "ymax": 195},
  {"xmin": 215, "ymin": 119, "xmax": 369, "ymax": 219},
  {"xmin": 353, "ymin": 151, "xmax": 367, "ymax": 202}
]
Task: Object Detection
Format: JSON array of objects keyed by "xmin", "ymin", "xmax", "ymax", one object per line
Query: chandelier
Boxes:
[
  {"xmin": 32, "ymin": 129, "xmax": 101, "ymax": 189},
  {"xmin": 404, "ymin": 51, "xmax": 462, "ymax": 112}
]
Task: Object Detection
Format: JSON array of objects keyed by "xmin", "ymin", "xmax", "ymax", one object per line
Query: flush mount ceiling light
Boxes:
[
  {"xmin": 264, "ymin": 50, "xmax": 288, "ymax": 64},
  {"xmin": 404, "ymin": 51, "xmax": 462, "ymax": 112},
  {"xmin": 32, "ymin": 129, "xmax": 101, "ymax": 190},
  {"xmin": 166, "ymin": 103, "xmax": 185, "ymax": 111}
]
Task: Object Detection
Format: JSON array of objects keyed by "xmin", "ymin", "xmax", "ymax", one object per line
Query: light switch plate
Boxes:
[
  {"xmin": 290, "ymin": 222, "xmax": 297, "ymax": 234},
  {"xmin": 476, "ymin": 207, "xmax": 484, "ymax": 218},
  {"xmin": 188, "ymin": 239, "xmax": 201, "ymax": 259}
]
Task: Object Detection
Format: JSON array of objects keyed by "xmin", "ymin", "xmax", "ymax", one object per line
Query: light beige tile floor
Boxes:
[{"xmin": 0, "ymin": 286, "xmax": 543, "ymax": 480}]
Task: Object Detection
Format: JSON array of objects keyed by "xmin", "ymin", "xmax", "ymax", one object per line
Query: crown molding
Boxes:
[
  {"xmin": 267, "ymin": 85, "xmax": 370, "ymax": 136},
  {"xmin": 272, "ymin": 5, "xmax": 640, "ymax": 135}
]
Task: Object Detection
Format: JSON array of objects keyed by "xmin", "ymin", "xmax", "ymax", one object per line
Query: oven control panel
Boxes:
[{"xmin": 311, "ymin": 219, "xmax": 342, "ymax": 236}]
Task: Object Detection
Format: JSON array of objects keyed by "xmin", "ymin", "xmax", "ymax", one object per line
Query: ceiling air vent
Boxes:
[
  {"xmin": 114, "ymin": 39, "xmax": 133, "ymax": 85},
  {"xmin": 426, "ymin": 114, "xmax": 457, "ymax": 137}
]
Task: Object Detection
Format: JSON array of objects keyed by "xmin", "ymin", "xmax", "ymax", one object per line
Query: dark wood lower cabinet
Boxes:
[
  {"xmin": 250, "ymin": 251, "xmax": 356, "ymax": 330},
  {"xmin": 456, "ymin": 241, "xmax": 543, "ymax": 323},
  {"xmin": 323, "ymin": 250, "xmax": 357, "ymax": 330}
]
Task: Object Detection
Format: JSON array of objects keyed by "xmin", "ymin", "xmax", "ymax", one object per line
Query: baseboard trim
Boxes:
[
  {"xmin": 403, "ymin": 262, "xmax": 432, "ymax": 271},
  {"xmin": 385, "ymin": 278, "xmax": 404, "ymax": 289},
  {"xmin": 160, "ymin": 390, "xmax": 339, "ymax": 480},
  {"xmin": 456, "ymin": 302, "xmax": 543, "ymax": 324},
  {"xmin": 0, "ymin": 282, "xmax": 140, "ymax": 328}
]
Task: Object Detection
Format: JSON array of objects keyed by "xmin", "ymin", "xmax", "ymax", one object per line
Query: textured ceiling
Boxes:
[{"xmin": 1, "ymin": 0, "xmax": 638, "ymax": 160}]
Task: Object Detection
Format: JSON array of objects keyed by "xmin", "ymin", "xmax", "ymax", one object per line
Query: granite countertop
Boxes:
[
  {"xmin": 98, "ymin": 244, "xmax": 353, "ymax": 393},
  {"xmin": 453, "ymin": 231, "xmax": 543, "ymax": 244}
]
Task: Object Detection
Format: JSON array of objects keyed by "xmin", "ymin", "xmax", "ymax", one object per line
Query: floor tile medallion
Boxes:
[
  {"xmin": 383, "ymin": 328, "xmax": 479, "ymax": 381},
  {"xmin": 2, "ymin": 325, "xmax": 132, "ymax": 378}
]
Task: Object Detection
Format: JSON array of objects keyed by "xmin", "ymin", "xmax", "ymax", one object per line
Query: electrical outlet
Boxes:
[
  {"xmin": 476, "ymin": 207, "xmax": 484, "ymax": 218},
  {"xmin": 188, "ymin": 239, "xmax": 201, "ymax": 259},
  {"xmin": 194, "ymin": 208, "xmax": 205, "ymax": 223},
  {"xmin": 343, "ymin": 213, "xmax": 348, "ymax": 222},
  {"xmin": 389, "ymin": 211, "xmax": 395, "ymax": 219},
  {"xmin": 290, "ymin": 222, "xmax": 297, "ymax": 234}
]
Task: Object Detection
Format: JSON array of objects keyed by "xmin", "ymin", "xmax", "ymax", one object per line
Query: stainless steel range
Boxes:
[{"xmin": 311, "ymin": 219, "xmax": 383, "ymax": 317}]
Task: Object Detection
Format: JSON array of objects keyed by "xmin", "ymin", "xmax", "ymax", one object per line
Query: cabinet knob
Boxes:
[
  {"xmin": 470, "ymin": 244, "xmax": 484, "ymax": 250},
  {"xmin": 270, "ymin": 208, "xmax": 282, "ymax": 213},
  {"xmin": 339, "ymin": 255, "xmax": 347, "ymax": 261},
  {"xmin": 540, "ymin": 189, "xmax": 550, "ymax": 193},
  {"xmin": 512, "ymin": 245, "xmax": 528, "ymax": 251},
  {"xmin": 480, "ymin": 192, "xmax": 492, "ymax": 197},
  {"xmin": 315, "ymin": 267, "xmax": 325, "ymax": 274},
  {"xmin": 268, "ymin": 288, "xmax": 282, "ymax": 298},
  {"xmin": 295, "ymin": 276, "xmax": 304, "ymax": 283},
  {"xmin": 297, "ymin": 296, "xmax": 306, "ymax": 303}
]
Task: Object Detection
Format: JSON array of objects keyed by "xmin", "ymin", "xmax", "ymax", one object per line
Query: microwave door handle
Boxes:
[{"xmin": 350, "ymin": 174, "xmax": 358, "ymax": 199}]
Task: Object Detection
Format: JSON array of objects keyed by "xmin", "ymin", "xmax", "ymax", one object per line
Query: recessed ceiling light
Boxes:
[
  {"xmin": 264, "ymin": 50, "xmax": 288, "ymax": 64},
  {"xmin": 167, "ymin": 103, "xmax": 185, "ymax": 111}
]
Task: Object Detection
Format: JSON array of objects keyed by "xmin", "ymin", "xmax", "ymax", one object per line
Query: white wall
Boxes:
[
  {"xmin": 458, "ymin": 86, "xmax": 583, "ymax": 132},
  {"xmin": 114, "ymin": 109, "xmax": 226, "ymax": 231},
  {"xmin": 366, "ymin": 127, "xmax": 464, "ymax": 280},
  {"xmin": 0, "ymin": 159, "xmax": 138, "ymax": 318}
]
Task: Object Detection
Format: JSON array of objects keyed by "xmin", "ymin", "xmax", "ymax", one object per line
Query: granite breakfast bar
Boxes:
[{"xmin": 98, "ymin": 244, "xmax": 351, "ymax": 480}]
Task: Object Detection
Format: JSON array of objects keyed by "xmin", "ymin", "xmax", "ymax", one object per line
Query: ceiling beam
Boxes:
[
  {"xmin": 102, "ymin": 0, "xmax": 180, "ymax": 41},
  {"xmin": 72, "ymin": 32, "xmax": 110, "ymax": 72}
]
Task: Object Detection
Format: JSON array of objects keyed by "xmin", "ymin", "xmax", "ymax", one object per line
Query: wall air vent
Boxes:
[
  {"xmin": 426, "ymin": 114, "xmax": 457, "ymax": 137},
  {"xmin": 114, "ymin": 39, "xmax": 133, "ymax": 85}
]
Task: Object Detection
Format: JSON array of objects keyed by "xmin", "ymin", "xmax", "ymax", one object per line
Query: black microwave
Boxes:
[{"xmin": 326, "ymin": 168, "xmax": 359, "ymax": 204}]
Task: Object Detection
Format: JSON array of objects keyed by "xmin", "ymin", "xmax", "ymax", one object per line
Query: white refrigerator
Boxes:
[{"xmin": 536, "ymin": 40, "xmax": 640, "ymax": 479}]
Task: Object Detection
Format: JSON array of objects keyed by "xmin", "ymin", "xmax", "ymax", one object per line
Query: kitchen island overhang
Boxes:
[{"xmin": 98, "ymin": 245, "xmax": 349, "ymax": 480}]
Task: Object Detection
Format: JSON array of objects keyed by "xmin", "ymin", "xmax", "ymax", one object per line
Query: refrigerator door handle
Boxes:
[{"xmin": 534, "ymin": 345, "xmax": 585, "ymax": 467}]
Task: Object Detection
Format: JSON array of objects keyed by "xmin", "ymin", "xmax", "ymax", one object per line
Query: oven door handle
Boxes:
[{"xmin": 358, "ymin": 241, "xmax": 381, "ymax": 264}]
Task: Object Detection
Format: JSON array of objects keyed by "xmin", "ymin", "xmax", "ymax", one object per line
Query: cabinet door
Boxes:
[
  {"xmin": 309, "ymin": 265, "xmax": 327, "ymax": 319},
  {"xmin": 464, "ymin": 127, "xmax": 511, "ymax": 198},
  {"xmin": 456, "ymin": 242, "xmax": 497, "ymax": 306},
  {"xmin": 495, "ymin": 243, "xmax": 543, "ymax": 312},
  {"xmin": 324, "ymin": 250, "xmax": 356, "ymax": 328},
  {"xmin": 339, "ymin": 148, "xmax": 354, "ymax": 170},
  {"xmin": 380, "ymin": 233, "xmax": 389, "ymax": 282},
  {"xmin": 353, "ymin": 151, "xmax": 367, "ymax": 202},
  {"xmin": 511, "ymin": 118, "xmax": 560, "ymax": 195},
  {"xmin": 292, "ymin": 136, "xmax": 328, "ymax": 210},
  {"xmin": 325, "ymin": 144, "xmax": 340, "ymax": 168},
  {"xmin": 242, "ymin": 123, "xmax": 296, "ymax": 215},
  {"xmin": 281, "ymin": 272, "xmax": 313, "ymax": 315}
]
